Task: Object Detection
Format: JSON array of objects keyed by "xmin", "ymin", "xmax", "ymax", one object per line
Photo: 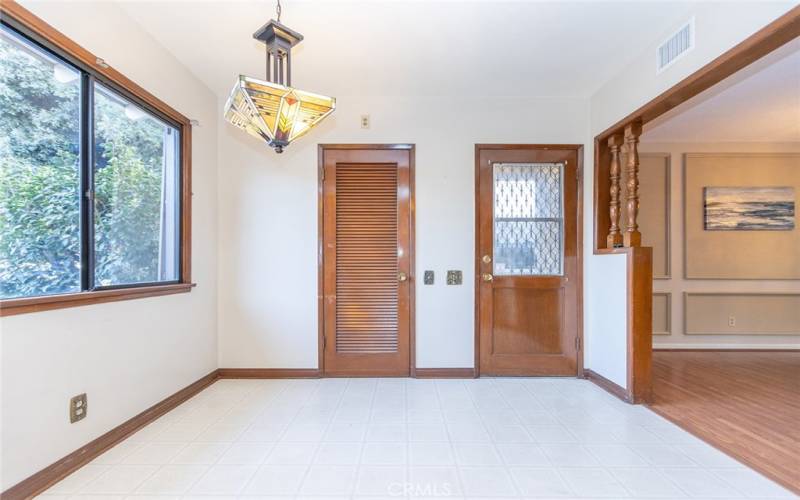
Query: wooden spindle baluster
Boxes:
[
  {"xmin": 607, "ymin": 134, "xmax": 624, "ymax": 248},
  {"xmin": 623, "ymin": 121, "xmax": 643, "ymax": 247}
]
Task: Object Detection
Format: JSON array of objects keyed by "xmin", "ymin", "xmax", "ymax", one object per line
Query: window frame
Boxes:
[{"xmin": 0, "ymin": 2, "xmax": 193, "ymax": 316}]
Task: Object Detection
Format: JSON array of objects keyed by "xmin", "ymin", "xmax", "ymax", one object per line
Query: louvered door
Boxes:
[{"xmin": 321, "ymin": 146, "xmax": 413, "ymax": 376}]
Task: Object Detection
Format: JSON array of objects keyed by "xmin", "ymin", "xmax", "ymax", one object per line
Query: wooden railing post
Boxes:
[
  {"xmin": 606, "ymin": 134, "xmax": 624, "ymax": 248},
  {"xmin": 623, "ymin": 121, "xmax": 643, "ymax": 247}
]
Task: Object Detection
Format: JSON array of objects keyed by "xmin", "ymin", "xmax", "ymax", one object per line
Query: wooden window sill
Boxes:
[{"xmin": 0, "ymin": 283, "xmax": 195, "ymax": 317}]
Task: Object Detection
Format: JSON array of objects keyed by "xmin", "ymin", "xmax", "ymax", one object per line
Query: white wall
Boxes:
[
  {"xmin": 641, "ymin": 141, "xmax": 800, "ymax": 349},
  {"xmin": 0, "ymin": 2, "xmax": 219, "ymax": 490},
  {"xmin": 217, "ymin": 96, "xmax": 589, "ymax": 369},
  {"xmin": 582, "ymin": 1, "xmax": 797, "ymax": 386}
]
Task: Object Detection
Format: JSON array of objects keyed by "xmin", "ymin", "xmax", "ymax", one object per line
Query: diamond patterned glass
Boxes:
[
  {"xmin": 224, "ymin": 75, "xmax": 335, "ymax": 150},
  {"xmin": 493, "ymin": 163, "xmax": 564, "ymax": 276}
]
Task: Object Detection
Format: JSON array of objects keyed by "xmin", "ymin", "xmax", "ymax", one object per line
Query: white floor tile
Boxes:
[
  {"xmin": 265, "ymin": 442, "xmax": 318, "ymax": 464},
  {"xmin": 81, "ymin": 465, "xmax": 159, "ymax": 494},
  {"xmin": 135, "ymin": 465, "xmax": 208, "ymax": 494},
  {"xmin": 218, "ymin": 442, "xmax": 272, "ymax": 464},
  {"xmin": 496, "ymin": 443, "xmax": 551, "ymax": 466},
  {"xmin": 38, "ymin": 378, "xmax": 791, "ymax": 499},
  {"xmin": 120, "ymin": 442, "xmax": 187, "ymax": 465},
  {"xmin": 510, "ymin": 467, "xmax": 573, "ymax": 497},
  {"xmin": 678, "ymin": 444, "xmax": 746, "ymax": 468},
  {"xmin": 453, "ymin": 443, "xmax": 503, "ymax": 466},
  {"xmin": 711, "ymin": 468, "xmax": 795, "ymax": 498},
  {"xmin": 408, "ymin": 442, "xmax": 455, "ymax": 465},
  {"xmin": 610, "ymin": 467, "xmax": 686, "ymax": 497},
  {"xmin": 300, "ymin": 465, "xmax": 357, "ymax": 495},
  {"xmin": 314, "ymin": 442, "xmax": 362, "ymax": 464},
  {"xmin": 584, "ymin": 444, "xmax": 649, "ymax": 467},
  {"xmin": 558, "ymin": 468, "xmax": 629, "ymax": 498},
  {"xmin": 170, "ymin": 442, "xmax": 229, "ymax": 464},
  {"xmin": 660, "ymin": 468, "xmax": 742, "ymax": 498},
  {"xmin": 243, "ymin": 464, "xmax": 308, "ymax": 495},
  {"xmin": 627, "ymin": 444, "xmax": 698, "ymax": 467},
  {"xmin": 354, "ymin": 466, "xmax": 406, "ymax": 496},
  {"xmin": 409, "ymin": 466, "xmax": 462, "ymax": 496},
  {"xmin": 361, "ymin": 442, "xmax": 407, "ymax": 465},
  {"xmin": 458, "ymin": 467, "xmax": 518, "ymax": 497},
  {"xmin": 540, "ymin": 444, "xmax": 600, "ymax": 467},
  {"xmin": 44, "ymin": 465, "xmax": 111, "ymax": 494}
]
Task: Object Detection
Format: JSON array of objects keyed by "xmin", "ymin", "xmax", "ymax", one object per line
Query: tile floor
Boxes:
[{"xmin": 39, "ymin": 378, "xmax": 795, "ymax": 499}]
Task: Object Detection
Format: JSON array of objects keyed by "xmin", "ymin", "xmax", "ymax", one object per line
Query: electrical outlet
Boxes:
[
  {"xmin": 70, "ymin": 393, "xmax": 87, "ymax": 423},
  {"xmin": 360, "ymin": 114, "xmax": 370, "ymax": 129},
  {"xmin": 728, "ymin": 316, "xmax": 736, "ymax": 327}
]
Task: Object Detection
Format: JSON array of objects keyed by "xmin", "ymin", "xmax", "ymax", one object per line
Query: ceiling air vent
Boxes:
[{"xmin": 657, "ymin": 19, "xmax": 694, "ymax": 73}]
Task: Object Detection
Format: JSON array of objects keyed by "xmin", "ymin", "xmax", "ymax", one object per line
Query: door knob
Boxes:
[
  {"xmin": 398, "ymin": 271, "xmax": 408, "ymax": 282},
  {"xmin": 481, "ymin": 273, "xmax": 493, "ymax": 282}
]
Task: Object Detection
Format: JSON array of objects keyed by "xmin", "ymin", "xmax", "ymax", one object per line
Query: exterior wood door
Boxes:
[
  {"xmin": 477, "ymin": 145, "xmax": 580, "ymax": 376},
  {"xmin": 321, "ymin": 145, "xmax": 413, "ymax": 376}
]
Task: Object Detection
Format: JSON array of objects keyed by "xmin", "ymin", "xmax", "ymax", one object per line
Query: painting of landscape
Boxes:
[{"xmin": 704, "ymin": 187, "xmax": 795, "ymax": 230}]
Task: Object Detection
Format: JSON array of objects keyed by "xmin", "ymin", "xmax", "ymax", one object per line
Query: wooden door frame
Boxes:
[
  {"xmin": 590, "ymin": 6, "xmax": 799, "ymax": 403},
  {"xmin": 317, "ymin": 144, "xmax": 416, "ymax": 377},
  {"xmin": 473, "ymin": 144, "xmax": 585, "ymax": 378}
]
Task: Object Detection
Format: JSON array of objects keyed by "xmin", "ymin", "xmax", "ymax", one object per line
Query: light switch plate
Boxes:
[
  {"xmin": 424, "ymin": 270, "xmax": 434, "ymax": 285},
  {"xmin": 446, "ymin": 270, "xmax": 462, "ymax": 285}
]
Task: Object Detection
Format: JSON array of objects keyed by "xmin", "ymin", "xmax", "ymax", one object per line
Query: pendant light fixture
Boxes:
[{"xmin": 224, "ymin": 0, "xmax": 335, "ymax": 153}]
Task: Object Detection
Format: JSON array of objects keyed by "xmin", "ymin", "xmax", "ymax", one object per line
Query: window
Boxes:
[{"xmin": 0, "ymin": 13, "xmax": 190, "ymax": 313}]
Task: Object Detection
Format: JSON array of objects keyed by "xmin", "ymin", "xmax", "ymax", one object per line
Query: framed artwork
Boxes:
[{"xmin": 703, "ymin": 186, "xmax": 795, "ymax": 231}]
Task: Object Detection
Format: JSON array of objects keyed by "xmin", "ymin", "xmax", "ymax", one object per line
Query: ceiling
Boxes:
[
  {"xmin": 120, "ymin": 0, "xmax": 699, "ymax": 99},
  {"xmin": 643, "ymin": 37, "xmax": 800, "ymax": 143}
]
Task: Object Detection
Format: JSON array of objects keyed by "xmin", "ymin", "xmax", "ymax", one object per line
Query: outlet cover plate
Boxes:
[
  {"xmin": 446, "ymin": 270, "xmax": 462, "ymax": 285},
  {"xmin": 70, "ymin": 393, "xmax": 87, "ymax": 423}
]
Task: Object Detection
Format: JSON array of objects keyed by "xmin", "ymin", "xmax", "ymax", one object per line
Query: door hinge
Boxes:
[
  {"xmin": 575, "ymin": 336, "xmax": 581, "ymax": 351},
  {"xmin": 320, "ymin": 167, "xmax": 325, "ymax": 181},
  {"xmin": 322, "ymin": 335, "xmax": 327, "ymax": 350}
]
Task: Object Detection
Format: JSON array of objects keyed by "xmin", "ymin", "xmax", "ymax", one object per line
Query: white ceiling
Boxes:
[
  {"xmin": 643, "ymin": 37, "xmax": 800, "ymax": 143},
  {"xmin": 120, "ymin": 0, "xmax": 698, "ymax": 99}
]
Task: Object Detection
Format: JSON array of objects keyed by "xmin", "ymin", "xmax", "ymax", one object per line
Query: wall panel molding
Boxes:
[
  {"xmin": 653, "ymin": 292, "xmax": 672, "ymax": 336},
  {"xmin": 684, "ymin": 292, "xmax": 800, "ymax": 336}
]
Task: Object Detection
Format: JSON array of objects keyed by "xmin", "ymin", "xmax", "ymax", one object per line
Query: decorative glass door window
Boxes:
[{"xmin": 493, "ymin": 163, "xmax": 564, "ymax": 276}]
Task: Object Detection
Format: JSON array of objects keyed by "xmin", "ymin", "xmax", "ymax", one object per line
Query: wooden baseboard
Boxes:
[
  {"xmin": 1, "ymin": 370, "xmax": 220, "ymax": 500},
  {"xmin": 584, "ymin": 369, "xmax": 631, "ymax": 403},
  {"xmin": 217, "ymin": 368, "xmax": 321, "ymax": 378},
  {"xmin": 414, "ymin": 368, "xmax": 477, "ymax": 378}
]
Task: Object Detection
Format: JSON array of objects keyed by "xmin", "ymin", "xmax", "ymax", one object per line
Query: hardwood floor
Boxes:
[{"xmin": 649, "ymin": 350, "xmax": 800, "ymax": 495}]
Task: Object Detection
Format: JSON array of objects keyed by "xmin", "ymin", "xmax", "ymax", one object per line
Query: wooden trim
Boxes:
[
  {"xmin": 317, "ymin": 144, "xmax": 416, "ymax": 377},
  {"xmin": 584, "ymin": 369, "xmax": 630, "ymax": 402},
  {"xmin": 0, "ymin": 1, "xmax": 194, "ymax": 316},
  {"xmin": 217, "ymin": 368, "xmax": 321, "ymax": 379},
  {"xmin": 474, "ymin": 144, "xmax": 584, "ymax": 378},
  {"xmin": 0, "ymin": 283, "xmax": 194, "ymax": 317},
  {"xmin": 414, "ymin": 368, "xmax": 477, "ymax": 378},
  {"xmin": 627, "ymin": 246, "xmax": 653, "ymax": 404},
  {"xmin": 593, "ymin": 6, "xmax": 800, "ymax": 252},
  {"xmin": 0, "ymin": 370, "xmax": 219, "ymax": 500}
]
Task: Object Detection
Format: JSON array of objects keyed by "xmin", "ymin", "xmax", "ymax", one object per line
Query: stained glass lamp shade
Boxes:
[{"xmin": 224, "ymin": 76, "xmax": 335, "ymax": 153}]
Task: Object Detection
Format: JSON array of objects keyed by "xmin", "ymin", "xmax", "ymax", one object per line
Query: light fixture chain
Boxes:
[{"xmin": 276, "ymin": 0, "xmax": 282, "ymax": 22}]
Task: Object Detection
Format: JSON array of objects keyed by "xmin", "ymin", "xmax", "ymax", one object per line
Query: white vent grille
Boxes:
[{"xmin": 658, "ymin": 19, "xmax": 694, "ymax": 72}]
